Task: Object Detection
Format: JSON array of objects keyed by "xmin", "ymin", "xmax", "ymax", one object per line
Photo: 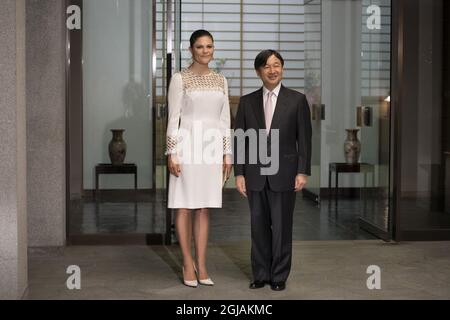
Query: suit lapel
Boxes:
[
  {"xmin": 252, "ymin": 88, "xmax": 266, "ymax": 130},
  {"xmin": 269, "ymin": 84, "xmax": 288, "ymax": 132}
]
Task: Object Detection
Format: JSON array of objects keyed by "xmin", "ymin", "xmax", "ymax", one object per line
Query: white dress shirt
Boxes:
[
  {"xmin": 263, "ymin": 82, "xmax": 307, "ymax": 179},
  {"xmin": 262, "ymin": 82, "xmax": 282, "ymax": 121}
]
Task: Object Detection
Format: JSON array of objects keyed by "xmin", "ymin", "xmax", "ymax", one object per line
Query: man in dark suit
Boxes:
[{"xmin": 233, "ymin": 50, "xmax": 312, "ymax": 291}]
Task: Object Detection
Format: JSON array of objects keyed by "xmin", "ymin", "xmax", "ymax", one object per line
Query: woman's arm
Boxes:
[{"xmin": 166, "ymin": 73, "xmax": 183, "ymax": 177}]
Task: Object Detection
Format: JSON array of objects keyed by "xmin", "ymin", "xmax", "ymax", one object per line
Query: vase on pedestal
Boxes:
[
  {"xmin": 344, "ymin": 129, "xmax": 361, "ymax": 164},
  {"xmin": 109, "ymin": 129, "xmax": 127, "ymax": 165}
]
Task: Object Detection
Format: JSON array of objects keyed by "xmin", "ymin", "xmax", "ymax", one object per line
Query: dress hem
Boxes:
[{"xmin": 168, "ymin": 205, "xmax": 223, "ymax": 209}]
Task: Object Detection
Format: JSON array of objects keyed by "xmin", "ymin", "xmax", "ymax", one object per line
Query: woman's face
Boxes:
[{"xmin": 190, "ymin": 36, "xmax": 214, "ymax": 66}]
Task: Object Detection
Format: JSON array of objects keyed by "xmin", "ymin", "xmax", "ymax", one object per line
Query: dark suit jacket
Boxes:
[{"xmin": 233, "ymin": 85, "xmax": 312, "ymax": 192}]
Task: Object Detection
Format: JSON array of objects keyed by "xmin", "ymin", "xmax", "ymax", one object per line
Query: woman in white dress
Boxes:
[{"xmin": 166, "ymin": 30, "xmax": 232, "ymax": 287}]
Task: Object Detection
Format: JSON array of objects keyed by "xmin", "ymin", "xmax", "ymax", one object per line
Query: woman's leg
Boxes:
[
  {"xmin": 175, "ymin": 208, "xmax": 196, "ymax": 280},
  {"xmin": 193, "ymin": 208, "xmax": 210, "ymax": 279}
]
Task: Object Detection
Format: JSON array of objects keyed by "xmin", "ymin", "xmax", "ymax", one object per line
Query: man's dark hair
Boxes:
[
  {"xmin": 254, "ymin": 50, "xmax": 285, "ymax": 70},
  {"xmin": 190, "ymin": 29, "xmax": 214, "ymax": 48}
]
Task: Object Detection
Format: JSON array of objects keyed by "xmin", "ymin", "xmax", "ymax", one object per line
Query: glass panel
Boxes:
[
  {"xmin": 156, "ymin": 0, "xmax": 180, "ymax": 243},
  {"xmin": 304, "ymin": 0, "xmax": 322, "ymax": 201},
  {"xmin": 320, "ymin": 0, "xmax": 391, "ymax": 239},
  {"xmin": 73, "ymin": 0, "xmax": 166, "ymax": 237},
  {"xmin": 155, "ymin": 0, "xmax": 169, "ymax": 190},
  {"xmin": 180, "ymin": 0, "xmax": 311, "ymax": 188},
  {"xmin": 398, "ymin": 0, "xmax": 450, "ymax": 236},
  {"xmin": 83, "ymin": 0, "xmax": 153, "ymax": 192},
  {"xmin": 358, "ymin": 0, "xmax": 391, "ymax": 236},
  {"xmin": 171, "ymin": 0, "xmax": 391, "ymax": 240}
]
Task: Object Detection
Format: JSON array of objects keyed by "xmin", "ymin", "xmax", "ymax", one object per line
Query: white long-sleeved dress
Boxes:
[{"xmin": 166, "ymin": 68, "xmax": 231, "ymax": 209}]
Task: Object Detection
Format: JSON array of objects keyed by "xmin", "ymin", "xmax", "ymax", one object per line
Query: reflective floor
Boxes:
[
  {"xmin": 26, "ymin": 241, "xmax": 450, "ymax": 299},
  {"xmin": 69, "ymin": 190, "xmax": 377, "ymax": 242}
]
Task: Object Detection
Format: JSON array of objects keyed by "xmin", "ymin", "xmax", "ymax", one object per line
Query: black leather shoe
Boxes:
[
  {"xmin": 249, "ymin": 280, "xmax": 266, "ymax": 289},
  {"xmin": 270, "ymin": 282, "xmax": 286, "ymax": 291}
]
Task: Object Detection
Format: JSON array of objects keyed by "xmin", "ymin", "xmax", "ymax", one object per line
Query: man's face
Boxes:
[{"xmin": 256, "ymin": 54, "xmax": 284, "ymax": 89}]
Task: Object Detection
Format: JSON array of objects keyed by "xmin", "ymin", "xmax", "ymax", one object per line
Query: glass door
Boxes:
[
  {"xmin": 308, "ymin": 0, "xmax": 392, "ymax": 240},
  {"xmin": 357, "ymin": 0, "xmax": 391, "ymax": 240},
  {"xmin": 155, "ymin": 0, "xmax": 181, "ymax": 244},
  {"xmin": 304, "ymin": 0, "xmax": 323, "ymax": 203},
  {"xmin": 67, "ymin": 0, "xmax": 173, "ymax": 244}
]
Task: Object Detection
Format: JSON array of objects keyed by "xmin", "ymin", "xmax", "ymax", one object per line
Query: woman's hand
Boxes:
[
  {"xmin": 223, "ymin": 155, "xmax": 233, "ymax": 182},
  {"xmin": 168, "ymin": 154, "xmax": 181, "ymax": 177}
]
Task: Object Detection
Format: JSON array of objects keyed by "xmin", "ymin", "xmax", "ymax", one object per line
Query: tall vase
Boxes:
[
  {"xmin": 109, "ymin": 129, "xmax": 127, "ymax": 165},
  {"xmin": 344, "ymin": 129, "xmax": 361, "ymax": 164}
]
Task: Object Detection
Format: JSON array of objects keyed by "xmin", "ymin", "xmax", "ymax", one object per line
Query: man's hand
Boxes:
[
  {"xmin": 168, "ymin": 154, "xmax": 181, "ymax": 177},
  {"xmin": 236, "ymin": 175, "xmax": 247, "ymax": 197},
  {"xmin": 294, "ymin": 174, "xmax": 308, "ymax": 192}
]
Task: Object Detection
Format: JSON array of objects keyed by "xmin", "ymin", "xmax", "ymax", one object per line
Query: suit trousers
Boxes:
[{"xmin": 248, "ymin": 179, "xmax": 296, "ymax": 283}]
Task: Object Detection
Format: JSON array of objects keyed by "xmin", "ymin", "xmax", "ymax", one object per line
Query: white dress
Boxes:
[{"xmin": 166, "ymin": 69, "xmax": 232, "ymax": 209}]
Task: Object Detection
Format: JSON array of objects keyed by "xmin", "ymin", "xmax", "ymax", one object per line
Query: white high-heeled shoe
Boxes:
[
  {"xmin": 194, "ymin": 264, "xmax": 214, "ymax": 286},
  {"xmin": 182, "ymin": 267, "xmax": 198, "ymax": 288},
  {"xmin": 199, "ymin": 277, "xmax": 215, "ymax": 286}
]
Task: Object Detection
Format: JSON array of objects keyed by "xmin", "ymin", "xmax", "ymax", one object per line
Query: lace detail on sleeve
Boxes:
[
  {"xmin": 165, "ymin": 136, "xmax": 178, "ymax": 155},
  {"xmin": 223, "ymin": 136, "xmax": 232, "ymax": 155}
]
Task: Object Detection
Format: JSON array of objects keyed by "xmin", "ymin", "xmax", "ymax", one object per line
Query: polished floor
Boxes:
[
  {"xmin": 69, "ymin": 189, "xmax": 378, "ymax": 241},
  {"xmin": 25, "ymin": 240, "xmax": 450, "ymax": 299},
  {"xmin": 28, "ymin": 191, "xmax": 450, "ymax": 300}
]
